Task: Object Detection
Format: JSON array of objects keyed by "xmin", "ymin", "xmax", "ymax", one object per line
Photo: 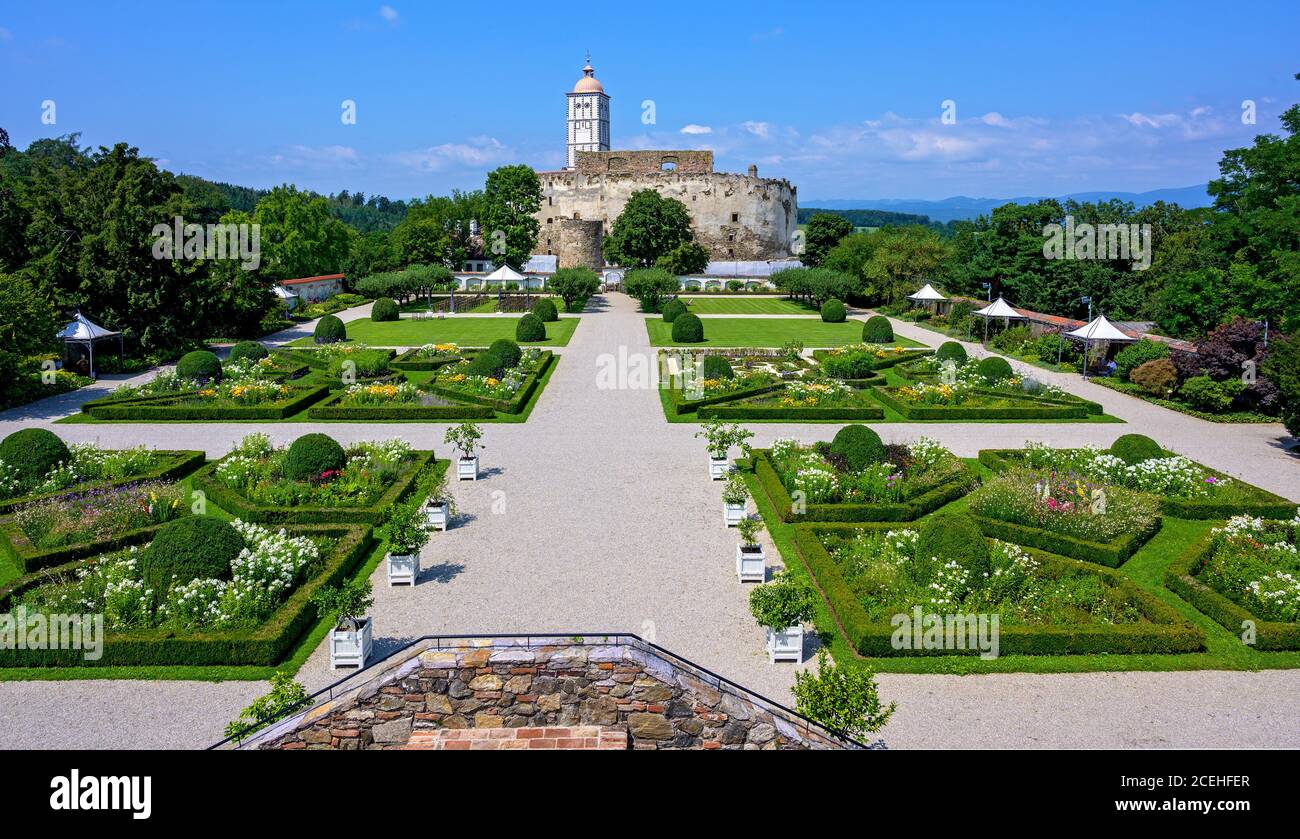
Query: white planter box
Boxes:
[
  {"xmin": 709, "ymin": 456, "xmax": 729, "ymax": 480},
  {"xmin": 457, "ymin": 456, "xmax": 479, "ymax": 481},
  {"xmin": 386, "ymin": 552, "xmax": 419, "ymax": 586},
  {"xmin": 424, "ymin": 501, "xmax": 449, "ymax": 531},
  {"xmin": 765, "ymin": 625, "xmax": 804, "ymax": 664},
  {"xmin": 329, "ymin": 617, "xmax": 373, "ymax": 670},
  {"xmin": 735, "ymin": 544, "xmax": 766, "ymax": 583},
  {"xmin": 724, "ymin": 502, "xmax": 746, "ymax": 526}
]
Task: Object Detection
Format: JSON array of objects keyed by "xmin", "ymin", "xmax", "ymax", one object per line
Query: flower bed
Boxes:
[
  {"xmin": 307, "ymin": 383, "xmax": 495, "ymax": 421},
  {"xmin": 752, "ymin": 439, "xmax": 977, "ymax": 522},
  {"xmin": 0, "ymin": 446, "xmax": 205, "ymax": 514},
  {"xmin": 0, "ymin": 522, "xmax": 374, "ymax": 667},
  {"xmin": 978, "ymin": 444, "xmax": 1294, "ymax": 520},
  {"xmin": 896, "ymin": 356, "xmax": 1104, "ymax": 415},
  {"xmin": 1165, "ymin": 514, "xmax": 1300, "ymax": 650},
  {"xmin": 698, "ymin": 380, "xmax": 886, "ymax": 420},
  {"xmin": 191, "ymin": 434, "xmax": 440, "ymax": 524},
  {"xmin": 812, "ymin": 344, "xmax": 932, "ymax": 377},
  {"xmin": 81, "ymin": 384, "xmax": 331, "ymax": 420},
  {"xmin": 793, "ymin": 523, "xmax": 1203, "ymax": 656},
  {"xmin": 390, "ymin": 343, "xmax": 466, "ymax": 372},
  {"xmin": 966, "ymin": 468, "xmax": 1162, "ymax": 567},
  {"xmin": 427, "ymin": 349, "xmax": 555, "ymax": 414},
  {"xmin": 869, "ymin": 384, "xmax": 1094, "ymax": 420}
]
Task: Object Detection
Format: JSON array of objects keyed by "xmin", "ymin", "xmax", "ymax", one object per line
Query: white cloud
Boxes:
[
  {"xmin": 1119, "ymin": 112, "xmax": 1180, "ymax": 128},
  {"xmin": 379, "ymin": 5, "xmax": 399, "ymax": 24},
  {"xmin": 741, "ymin": 121, "xmax": 771, "ymax": 139},
  {"xmin": 981, "ymin": 112, "xmax": 1010, "ymax": 127},
  {"xmin": 680, "ymin": 124, "xmax": 712, "ymax": 135},
  {"xmin": 389, "ymin": 136, "xmax": 511, "ymax": 171}
]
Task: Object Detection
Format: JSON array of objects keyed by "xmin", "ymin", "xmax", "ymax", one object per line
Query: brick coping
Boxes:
[{"xmin": 405, "ymin": 725, "xmax": 627, "ymax": 751}]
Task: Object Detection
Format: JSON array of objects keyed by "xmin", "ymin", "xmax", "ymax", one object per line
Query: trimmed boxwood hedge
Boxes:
[
  {"xmin": 699, "ymin": 404, "xmax": 885, "ymax": 421},
  {"xmin": 752, "ymin": 448, "xmax": 975, "ymax": 523},
  {"xmin": 668, "ymin": 382, "xmax": 784, "ymax": 415},
  {"xmin": 976, "ymin": 449, "xmax": 1295, "ymax": 520},
  {"xmin": 191, "ymin": 451, "xmax": 441, "ymax": 525},
  {"xmin": 869, "ymin": 385, "xmax": 1092, "ymax": 420},
  {"xmin": 811, "ymin": 347, "xmax": 932, "ymax": 372},
  {"xmin": 0, "ymin": 450, "xmax": 205, "ymax": 515},
  {"xmin": 0, "ymin": 523, "xmax": 376, "ymax": 667},
  {"xmin": 792, "ymin": 523, "xmax": 1204, "ymax": 657},
  {"xmin": 1164, "ymin": 532, "xmax": 1300, "ymax": 650},
  {"xmin": 389, "ymin": 348, "xmax": 465, "ymax": 372},
  {"xmin": 968, "ymin": 512, "xmax": 1161, "ymax": 568},
  {"xmin": 2, "ymin": 514, "xmax": 181, "ymax": 576},
  {"xmin": 307, "ymin": 390, "xmax": 495, "ymax": 421},
  {"xmin": 425, "ymin": 351, "xmax": 555, "ymax": 415},
  {"xmin": 81, "ymin": 385, "xmax": 332, "ymax": 421}
]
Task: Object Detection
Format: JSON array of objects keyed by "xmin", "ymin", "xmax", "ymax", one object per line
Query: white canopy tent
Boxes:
[
  {"xmin": 972, "ymin": 296, "xmax": 1025, "ymax": 341},
  {"xmin": 1064, "ymin": 314, "xmax": 1136, "ymax": 375},
  {"xmin": 57, "ymin": 312, "xmax": 123, "ymax": 379},
  {"xmin": 482, "ymin": 264, "xmax": 528, "ymax": 286},
  {"xmin": 907, "ymin": 283, "xmax": 947, "ymax": 303},
  {"xmin": 272, "ymin": 284, "xmax": 299, "ymax": 311}
]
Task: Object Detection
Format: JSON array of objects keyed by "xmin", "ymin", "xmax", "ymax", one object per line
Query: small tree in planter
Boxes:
[
  {"xmin": 748, "ymin": 571, "xmax": 816, "ymax": 662},
  {"xmin": 224, "ymin": 672, "xmax": 310, "ymax": 741},
  {"xmin": 382, "ymin": 497, "xmax": 430, "ymax": 586},
  {"xmin": 313, "ymin": 579, "xmax": 375, "ymax": 669},
  {"xmin": 735, "ymin": 514, "xmax": 766, "ymax": 582},
  {"xmin": 793, "ymin": 649, "xmax": 895, "ymax": 741},
  {"xmin": 421, "ymin": 468, "xmax": 457, "ymax": 531},
  {"xmin": 721, "ymin": 474, "xmax": 749, "ymax": 526},
  {"xmin": 444, "ymin": 422, "xmax": 484, "ymax": 480},
  {"xmin": 695, "ymin": 420, "xmax": 754, "ymax": 480}
]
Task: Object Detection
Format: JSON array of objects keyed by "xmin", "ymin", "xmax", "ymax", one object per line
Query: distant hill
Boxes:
[
  {"xmin": 805, "ymin": 185, "xmax": 1213, "ymax": 223},
  {"xmin": 796, "ymin": 207, "xmax": 937, "ymax": 228}
]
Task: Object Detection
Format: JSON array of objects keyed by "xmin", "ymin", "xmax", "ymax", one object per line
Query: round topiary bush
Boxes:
[
  {"xmin": 370, "ymin": 297, "xmax": 399, "ymax": 322},
  {"xmin": 662, "ymin": 298, "xmax": 687, "ymax": 323},
  {"xmin": 862, "ymin": 315, "xmax": 894, "ymax": 343},
  {"xmin": 917, "ymin": 514, "xmax": 990, "ymax": 579},
  {"xmin": 702, "ymin": 354, "xmax": 734, "ymax": 380},
  {"xmin": 140, "ymin": 516, "xmax": 245, "ymax": 596},
  {"xmin": 314, "ymin": 314, "xmax": 347, "ymax": 344},
  {"xmin": 1110, "ymin": 433, "xmax": 1164, "ymax": 465},
  {"xmin": 820, "ymin": 298, "xmax": 847, "ymax": 323},
  {"xmin": 177, "ymin": 350, "xmax": 223, "ymax": 383},
  {"xmin": 671, "ymin": 312, "xmax": 705, "ymax": 343},
  {"xmin": 936, "ymin": 341, "xmax": 967, "ymax": 364},
  {"xmin": 974, "ymin": 356, "xmax": 1014, "ymax": 382},
  {"xmin": 487, "ymin": 339, "xmax": 522, "ymax": 369},
  {"xmin": 0, "ymin": 428, "xmax": 69, "ymax": 480},
  {"xmin": 530, "ymin": 298, "xmax": 559, "ymax": 322},
  {"xmin": 228, "ymin": 341, "xmax": 269, "ymax": 365},
  {"xmin": 516, "ymin": 313, "xmax": 546, "ymax": 342},
  {"xmin": 283, "ymin": 433, "xmax": 347, "ymax": 481},
  {"xmin": 463, "ymin": 350, "xmax": 503, "ymax": 378},
  {"xmin": 829, "ymin": 425, "xmax": 885, "ymax": 472}
]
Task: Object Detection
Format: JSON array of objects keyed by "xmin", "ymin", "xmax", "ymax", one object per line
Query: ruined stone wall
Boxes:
[
  {"xmin": 240, "ymin": 637, "xmax": 853, "ymax": 751},
  {"xmin": 575, "ymin": 149, "xmax": 713, "ymax": 175},
  {"xmin": 555, "ymin": 218, "xmax": 604, "ymax": 270},
  {"xmin": 537, "ymin": 170, "xmax": 798, "ymax": 261}
]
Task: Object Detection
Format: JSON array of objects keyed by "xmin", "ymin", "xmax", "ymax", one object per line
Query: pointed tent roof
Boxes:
[
  {"xmin": 907, "ymin": 283, "xmax": 947, "ymax": 302},
  {"xmin": 57, "ymin": 312, "xmax": 120, "ymax": 341},
  {"xmin": 1065, "ymin": 314, "xmax": 1135, "ymax": 343},
  {"xmin": 272, "ymin": 284, "xmax": 299, "ymax": 299},
  {"xmin": 483, "ymin": 264, "xmax": 528, "ymax": 283},
  {"xmin": 973, "ymin": 296, "xmax": 1025, "ymax": 319}
]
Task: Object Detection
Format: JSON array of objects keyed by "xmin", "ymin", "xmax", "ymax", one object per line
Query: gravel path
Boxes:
[{"xmin": 0, "ymin": 293, "xmax": 1297, "ymax": 749}]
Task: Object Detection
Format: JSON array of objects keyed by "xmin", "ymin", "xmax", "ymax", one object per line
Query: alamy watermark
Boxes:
[
  {"xmin": 891, "ymin": 607, "xmax": 1000, "ymax": 659},
  {"xmin": 0, "ymin": 606, "xmax": 103, "ymax": 661},
  {"xmin": 152, "ymin": 215, "xmax": 261, "ymax": 270},
  {"xmin": 1043, "ymin": 215, "xmax": 1151, "ymax": 270}
]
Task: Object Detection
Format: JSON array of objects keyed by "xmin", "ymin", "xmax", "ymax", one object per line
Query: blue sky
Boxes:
[{"xmin": 1, "ymin": 1, "xmax": 1296, "ymax": 201}]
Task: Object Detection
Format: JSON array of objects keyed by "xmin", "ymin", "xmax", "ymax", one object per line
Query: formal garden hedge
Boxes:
[
  {"xmin": 792, "ymin": 523, "xmax": 1204, "ymax": 657},
  {"xmin": 307, "ymin": 391, "xmax": 496, "ymax": 420},
  {"xmin": 698, "ymin": 403, "xmax": 885, "ymax": 421},
  {"xmin": 977, "ymin": 448, "xmax": 1295, "ymax": 520},
  {"xmin": 1164, "ymin": 531, "xmax": 1300, "ymax": 651},
  {"xmin": 390, "ymin": 348, "xmax": 465, "ymax": 371},
  {"xmin": 426, "ymin": 350, "xmax": 555, "ymax": 415},
  {"xmin": 0, "ymin": 523, "xmax": 376, "ymax": 667},
  {"xmin": 752, "ymin": 448, "xmax": 974, "ymax": 522},
  {"xmin": 869, "ymin": 385, "xmax": 1095, "ymax": 420},
  {"xmin": 0, "ymin": 450, "xmax": 205, "ymax": 515},
  {"xmin": 191, "ymin": 451, "xmax": 441, "ymax": 525},
  {"xmin": 967, "ymin": 512, "xmax": 1162, "ymax": 568},
  {"xmin": 80, "ymin": 385, "xmax": 332, "ymax": 421},
  {"xmin": 812, "ymin": 347, "xmax": 932, "ymax": 372},
  {"xmin": 667, "ymin": 381, "xmax": 783, "ymax": 415}
]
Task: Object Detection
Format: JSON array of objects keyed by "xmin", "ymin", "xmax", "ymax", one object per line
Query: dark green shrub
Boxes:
[
  {"xmin": 228, "ymin": 341, "xmax": 268, "ymax": 364},
  {"xmin": 671, "ymin": 313, "xmax": 705, "ymax": 343},
  {"xmin": 829, "ymin": 425, "xmax": 885, "ymax": 472},
  {"xmin": 935, "ymin": 341, "xmax": 967, "ymax": 364},
  {"xmin": 862, "ymin": 315, "xmax": 893, "ymax": 343},
  {"xmin": 0, "ymin": 428, "xmax": 69, "ymax": 480},
  {"xmin": 1110, "ymin": 433, "xmax": 1164, "ymax": 465},
  {"xmin": 1130, "ymin": 358, "xmax": 1178, "ymax": 396},
  {"xmin": 140, "ymin": 516, "xmax": 245, "ymax": 596},
  {"xmin": 1179, "ymin": 375, "xmax": 1245, "ymax": 413},
  {"xmin": 975, "ymin": 356, "xmax": 1014, "ymax": 382},
  {"xmin": 284, "ymin": 433, "xmax": 347, "ymax": 481},
  {"xmin": 662, "ymin": 298, "xmax": 687, "ymax": 323},
  {"xmin": 1030, "ymin": 332, "xmax": 1077, "ymax": 363},
  {"xmin": 463, "ymin": 351, "xmax": 503, "ymax": 377},
  {"xmin": 314, "ymin": 315, "xmax": 346, "ymax": 344},
  {"xmin": 1114, "ymin": 340, "xmax": 1170, "ymax": 381},
  {"xmin": 820, "ymin": 299, "xmax": 847, "ymax": 323},
  {"xmin": 177, "ymin": 350, "xmax": 223, "ymax": 383},
  {"xmin": 530, "ymin": 298, "xmax": 558, "ymax": 322},
  {"xmin": 821, "ymin": 352, "xmax": 875, "ymax": 380},
  {"xmin": 991, "ymin": 324, "xmax": 1032, "ymax": 353},
  {"xmin": 918, "ymin": 514, "xmax": 990, "ymax": 579},
  {"xmin": 487, "ymin": 339, "xmax": 522, "ymax": 369},
  {"xmin": 516, "ymin": 313, "xmax": 546, "ymax": 342},
  {"xmin": 370, "ymin": 297, "xmax": 399, "ymax": 322},
  {"xmin": 702, "ymin": 355, "xmax": 734, "ymax": 380}
]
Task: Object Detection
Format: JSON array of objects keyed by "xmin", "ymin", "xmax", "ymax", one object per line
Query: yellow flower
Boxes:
[{"xmin": 486, "ymin": 377, "xmax": 499, "ymax": 387}]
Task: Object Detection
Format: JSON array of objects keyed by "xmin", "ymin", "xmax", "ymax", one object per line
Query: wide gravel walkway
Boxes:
[{"xmin": 0, "ymin": 294, "xmax": 1297, "ymax": 749}]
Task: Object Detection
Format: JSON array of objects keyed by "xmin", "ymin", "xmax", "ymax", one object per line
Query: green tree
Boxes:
[
  {"xmin": 479, "ymin": 165, "xmax": 541, "ymax": 270},
  {"xmin": 655, "ymin": 240, "xmax": 709, "ymax": 275},
  {"xmin": 392, "ymin": 191, "xmax": 479, "ymax": 268},
  {"xmin": 1264, "ymin": 333, "xmax": 1300, "ymax": 436},
  {"xmin": 793, "ymin": 649, "xmax": 896, "ymax": 740},
  {"xmin": 0, "ymin": 273, "xmax": 59, "ymax": 385},
  {"xmin": 862, "ymin": 225, "xmax": 950, "ymax": 304},
  {"xmin": 546, "ymin": 266, "xmax": 600, "ymax": 312},
  {"xmin": 623, "ymin": 267, "xmax": 680, "ymax": 312},
  {"xmin": 802, "ymin": 212, "xmax": 854, "ymax": 267},
  {"xmin": 249, "ymin": 184, "xmax": 353, "ymax": 281},
  {"xmin": 604, "ymin": 189, "xmax": 694, "ymax": 268}
]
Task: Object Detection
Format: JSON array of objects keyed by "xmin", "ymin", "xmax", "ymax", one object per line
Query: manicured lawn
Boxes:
[
  {"xmin": 646, "ymin": 317, "xmax": 929, "ymax": 348},
  {"xmin": 291, "ymin": 316, "xmax": 579, "ymax": 347},
  {"xmin": 680, "ymin": 296, "xmax": 819, "ymax": 315}
]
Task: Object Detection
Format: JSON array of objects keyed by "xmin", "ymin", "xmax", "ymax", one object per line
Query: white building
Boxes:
[{"xmin": 566, "ymin": 54, "xmax": 610, "ymax": 169}]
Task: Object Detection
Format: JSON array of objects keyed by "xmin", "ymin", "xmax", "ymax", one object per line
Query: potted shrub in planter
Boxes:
[
  {"xmin": 722, "ymin": 474, "xmax": 748, "ymax": 526},
  {"xmin": 444, "ymin": 421, "xmax": 484, "ymax": 481},
  {"xmin": 382, "ymin": 498, "xmax": 430, "ymax": 586},
  {"xmin": 695, "ymin": 420, "xmax": 754, "ymax": 480},
  {"xmin": 421, "ymin": 469, "xmax": 456, "ymax": 531},
  {"xmin": 312, "ymin": 579, "xmax": 376, "ymax": 670},
  {"xmin": 735, "ymin": 514, "xmax": 766, "ymax": 582},
  {"xmin": 748, "ymin": 571, "xmax": 816, "ymax": 663}
]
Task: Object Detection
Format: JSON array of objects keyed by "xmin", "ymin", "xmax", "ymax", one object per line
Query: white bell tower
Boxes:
[{"xmin": 566, "ymin": 53, "xmax": 610, "ymax": 169}]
